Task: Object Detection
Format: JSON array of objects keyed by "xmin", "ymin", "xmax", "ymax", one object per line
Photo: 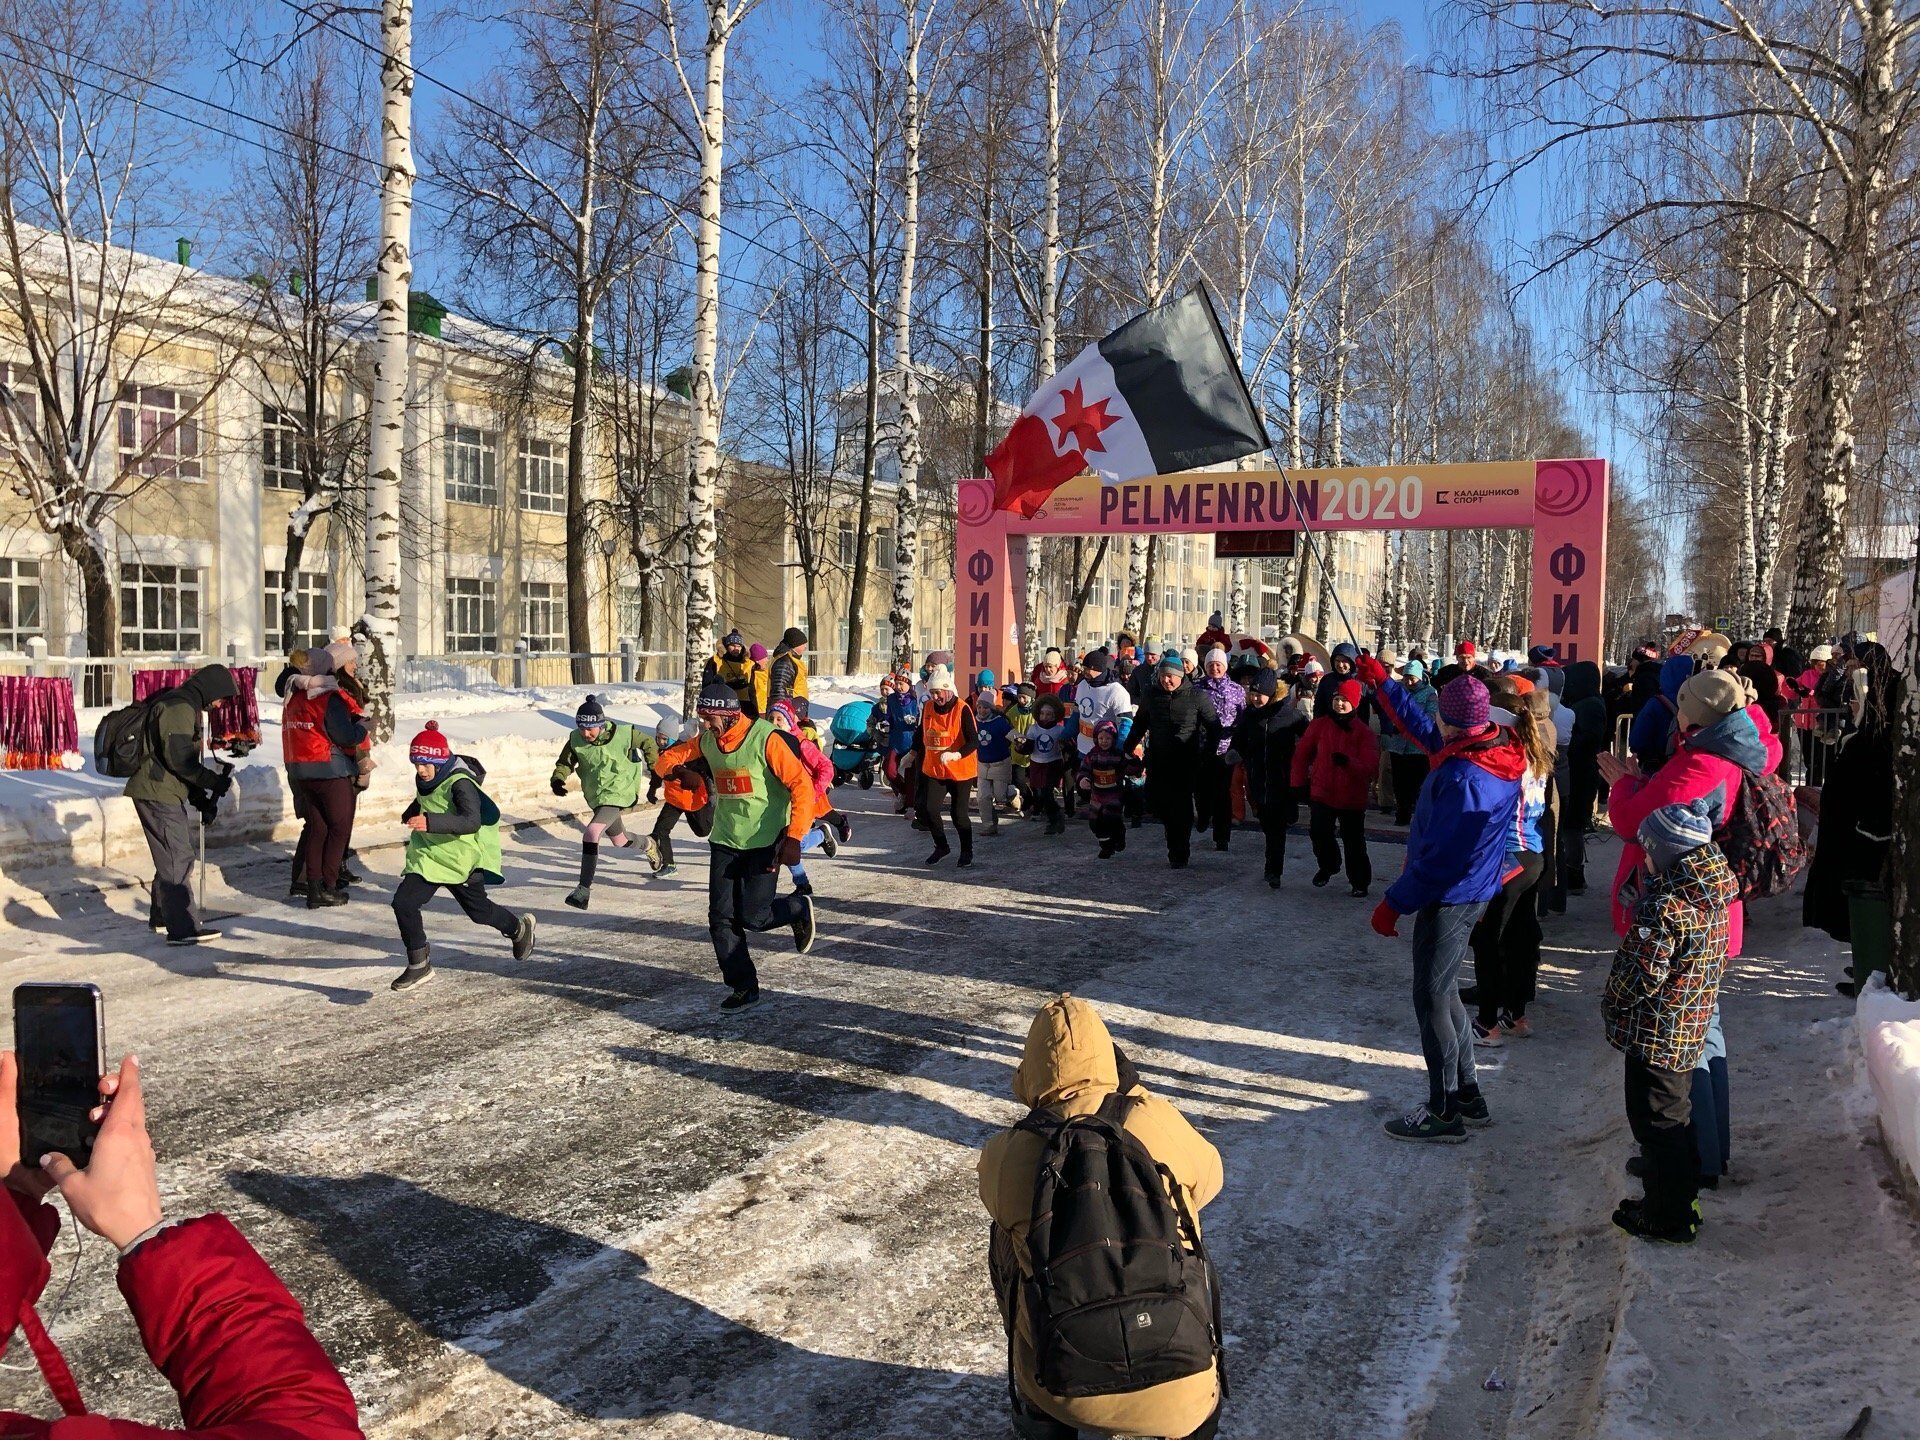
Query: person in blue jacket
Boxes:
[
  {"xmin": 1628, "ymin": 654, "xmax": 1695, "ymax": 773},
  {"xmin": 883, "ymin": 674, "xmax": 921, "ymax": 815},
  {"xmin": 1313, "ymin": 642, "xmax": 1362, "ymax": 718},
  {"xmin": 1360, "ymin": 655, "xmax": 1529, "ymax": 1144}
]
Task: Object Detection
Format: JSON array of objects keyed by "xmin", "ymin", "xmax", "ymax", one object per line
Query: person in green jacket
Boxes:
[
  {"xmin": 551, "ymin": 695, "xmax": 659, "ymax": 911},
  {"xmin": 126, "ymin": 664, "xmax": 237, "ymax": 946},
  {"xmin": 390, "ymin": 723, "xmax": 536, "ymax": 993}
]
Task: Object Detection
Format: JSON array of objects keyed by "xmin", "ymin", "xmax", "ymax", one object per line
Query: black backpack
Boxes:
[
  {"xmin": 94, "ymin": 697, "xmax": 167, "ymax": 778},
  {"xmin": 1016, "ymin": 1094, "xmax": 1225, "ymax": 1399},
  {"xmin": 1716, "ymin": 769, "xmax": 1806, "ymax": 900}
]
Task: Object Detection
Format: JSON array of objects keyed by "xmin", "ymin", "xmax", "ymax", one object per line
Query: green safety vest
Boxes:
[
  {"xmin": 404, "ymin": 768, "xmax": 504, "ymax": 885},
  {"xmin": 568, "ymin": 722, "xmax": 645, "ymax": 809},
  {"xmin": 701, "ymin": 719, "xmax": 789, "ymax": 851}
]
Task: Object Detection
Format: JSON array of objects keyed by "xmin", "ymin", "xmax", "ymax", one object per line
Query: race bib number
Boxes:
[{"xmin": 714, "ymin": 770, "xmax": 756, "ymax": 796}]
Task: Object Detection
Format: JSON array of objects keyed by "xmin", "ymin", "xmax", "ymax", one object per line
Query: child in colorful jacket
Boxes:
[
  {"xmin": 1076, "ymin": 720, "xmax": 1131, "ymax": 858},
  {"xmin": 1601, "ymin": 799, "xmax": 1737, "ymax": 1244}
]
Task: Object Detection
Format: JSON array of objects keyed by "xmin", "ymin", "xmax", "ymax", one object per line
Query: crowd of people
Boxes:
[{"xmin": 75, "ymin": 609, "xmax": 1904, "ymax": 1439}]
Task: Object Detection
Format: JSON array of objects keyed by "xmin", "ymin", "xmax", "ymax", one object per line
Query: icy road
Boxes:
[{"xmin": 0, "ymin": 794, "xmax": 1913, "ymax": 1440}]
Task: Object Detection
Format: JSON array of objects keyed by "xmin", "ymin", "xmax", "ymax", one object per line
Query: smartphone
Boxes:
[{"xmin": 14, "ymin": 984, "xmax": 104, "ymax": 1171}]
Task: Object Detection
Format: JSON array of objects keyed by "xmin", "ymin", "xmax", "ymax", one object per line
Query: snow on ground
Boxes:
[{"xmin": 0, "ymin": 780, "xmax": 1913, "ymax": 1439}]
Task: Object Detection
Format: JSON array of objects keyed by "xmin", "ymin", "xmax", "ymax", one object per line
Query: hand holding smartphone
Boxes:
[{"xmin": 14, "ymin": 983, "xmax": 104, "ymax": 1170}]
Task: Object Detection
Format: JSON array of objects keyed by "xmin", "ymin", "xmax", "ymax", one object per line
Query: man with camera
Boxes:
[{"xmin": 125, "ymin": 664, "xmax": 237, "ymax": 947}]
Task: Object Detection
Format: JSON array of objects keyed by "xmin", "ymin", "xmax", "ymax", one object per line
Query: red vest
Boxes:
[{"xmin": 282, "ymin": 688, "xmax": 363, "ymax": 767}]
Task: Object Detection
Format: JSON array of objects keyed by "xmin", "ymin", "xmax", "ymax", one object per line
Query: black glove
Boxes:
[
  {"xmin": 551, "ymin": 775, "xmax": 569, "ymax": 797},
  {"xmin": 773, "ymin": 835, "xmax": 803, "ymax": 870},
  {"xmin": 670, "ymin": 764, "xmax": 701, "ymax": 788},
  {"xmin": 207, "ymin": 770, "xmax": 234, "ymax": 799}
]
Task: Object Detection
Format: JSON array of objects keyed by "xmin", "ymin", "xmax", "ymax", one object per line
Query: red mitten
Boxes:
[
  {"xmin": 1369, "ymin": 901, "xmax": 1401, "ymax": 938},
  {"xmin": 1356, "ymin": 654, "xmax": 1389, "ymax": 689}
]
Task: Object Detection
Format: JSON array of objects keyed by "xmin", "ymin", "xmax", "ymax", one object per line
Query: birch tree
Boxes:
[{"xmin": 659, "ymin": 0, "xmax": 762, "ymax": 712}]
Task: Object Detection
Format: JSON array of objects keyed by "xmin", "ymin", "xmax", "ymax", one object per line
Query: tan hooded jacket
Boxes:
[{"xmin": 978, "ymin": 996, "xmax": 1224, "ymax": 1438}]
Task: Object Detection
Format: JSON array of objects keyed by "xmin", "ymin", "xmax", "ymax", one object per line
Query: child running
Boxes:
[
  {"xmin": 551, "ymin": 695, "xmax": 659, "ymax": 910},
  {"xmin": 767, "ymin": 699, "xmax": 851, "ymax": 895},
  {"xmin": 1077, "ymin": 720, "xmax": 1130, "ymax": 858},
  {"xmin": 976, "ymin": 687, "xmax": 1016, "ymax": 836},
  {"xmin": 646, "ymin": 734, "xmax": 712, "ymax": 879},
  {"xmin": 391, "ymin": 722, "xmax": 535, "ymax": 993},
  {"xmin": 1005, "ymin": 680, "xmax": 1037, "ymax": 814},
  {"xmin": 1290, "ymin": 678, "xmax": 1379, "ymax": 895},
  {"xmin": 1016, "ymin": 693, "xmax": 1072, "ymax": 834}
]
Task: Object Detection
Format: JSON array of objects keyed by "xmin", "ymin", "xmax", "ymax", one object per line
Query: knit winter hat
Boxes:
[
  {"xmin": 1335, "ymin": 679, "xmax": 1363, "ymax": 709},
  {"xmin": 1143, "ymin": 637, "xmax": 1162, "ymax": 657},
  {"xmin": 1181, "ymin": 647, "xmax": 1199, "ymax": 667},
  {"xmin": 1158, "ymin": 653, "xmax": 1185, "ymax": 676},
  {"xmin": 575, "ymin": 695, "xmax": 607, "ymax": 727},
  {"xmin": 656, "ymin": 716, "xmax": 684, "ymax": 744},
  {"xmin": 767, "ymin": 699, "xmax": 799, "ymax": 729},
  {"xmin": 781, "ymin": 626, "xmax": 808, "ymax": 648},
  {"xmin": 322, "ymin": 639, "xmax": 357, "ymax": 673},
  {"xmin": 1207, "ymin": 610, "xmax": 1224, "ymax": 630},
  {"xmin": 1639, "ymin": 798, "xmax": 1715, "ymax": 872},
  {"xmin": 1438, "ymin": 674, "xmax": 1491, "ymax": 729},
  {"xmin": 1081, "ymin": 649, "xmax": 1111, "ymax": 677},
  {"xmin": 978, "ymin": 668, "xmax": 997, "ymax": 691},
  {"xmin": 1454, "ymin": 640, "xmax": 1477, "ymax": 661},
  {"xmin": 1043, "ymin": 647, "xmax": 1063, "ymax": 664},
  {"xmin": 409, "ymin": 721, "xmax": 452, "ymax": 764},
  {"xmin": 1403, "ymin": 660, "xmax": 1426, "ymax": 683},
  {"xmin": 1250, "ymin": 668, "xmax": 1279, "ymax": 698},
  {"xmin": 697, "ymin": 682, "xmax": 742, "ymax": 715},
  {"xmin": 1810, "ymin": 643, "xmax": 1835, "ymax": 661},
  {"xmin": 722, "ymin": 629, "xmax": 744, "ymax": 649},
  {"xmin": 1677, "ymin": 669, "xmax": 1752, "ymax": 731},
  {"xmin": 748, "ymin": 643, "xmax": 769, "ymax": 662},
  {"xmin": 1204, "ymin": 647, "xmax": 1229, "ymax": 671},
  {"xmin": 927, "ymin": 664, "xmax": 956, "ymax": 694}
]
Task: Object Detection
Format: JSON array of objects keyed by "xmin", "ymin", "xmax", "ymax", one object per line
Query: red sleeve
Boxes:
[{"xmin": 118, "ymin": 1215, "xmax": 364, "ymax": 1439}]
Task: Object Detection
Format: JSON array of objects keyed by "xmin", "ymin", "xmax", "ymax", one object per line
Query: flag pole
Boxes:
[{"xmin": 1279, "ymin": 468, "xmax": 1362, "ymax": 653}]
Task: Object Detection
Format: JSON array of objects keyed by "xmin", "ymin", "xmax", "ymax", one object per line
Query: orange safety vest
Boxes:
[{"xmin": 920, "ymin": 700, "xmax": 978, "ymax": 783}]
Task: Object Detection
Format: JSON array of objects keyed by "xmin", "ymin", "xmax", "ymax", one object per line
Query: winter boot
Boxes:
[
  {"xmin": 957, "ymin": 836, "xmax": 974, "ymax": 868},
  {"xmin": 392, "ymin": 948, "xmax": 434, "ymax": 992},
  {"xmin": 1045, "ymin": 811, "xmax": 1066, "ymax": 836},
  {"xmin": 926, "ymin": 842, "xmax": 951, "ymax": 865},
  {"xmin": 511, "ymin": 913, "xmax": 537, "ymax": 960},
  {"xmin": 791, "ymin": 877, "xmax": 815, "ymax": 897},
  {"xmin": 578, "ymin": 840, "xmax": 600, "ymax": 892},
  {"xmin": 565, "ymin": 885, "xmax": 592, "ymax": 910},
  {"xmin": 1312, "ymin": 868, "xmax": 1335, "ymax": 887},
  {"xmin": 1611, "ymin": 1197, "xmax": 1700, "ymax": 1245},
  {"xmin": 307, "ymin": 882, "xmax": 347, "ymax": 910},
  {"xmin": 819, "ymin": 828, "xmax": 839, "ymax": 859},
  {"xmin": 1097, "ymin": 841, "xmax": 1116, "ymax": 860}
]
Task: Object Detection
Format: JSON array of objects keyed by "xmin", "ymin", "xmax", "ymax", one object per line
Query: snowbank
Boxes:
[
  {"xmin": 0, "ymin": 675, "xmax": 878, "ymax": 883},
  {"xmin": 1856, "ymin": 971, "xmax": 1920, "ymax": 1207}
]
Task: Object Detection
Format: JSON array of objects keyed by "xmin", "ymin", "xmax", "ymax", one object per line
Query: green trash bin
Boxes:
[{"xmin": 1845, "ymin": 879, "xmax": 1893, "ymax": 981}]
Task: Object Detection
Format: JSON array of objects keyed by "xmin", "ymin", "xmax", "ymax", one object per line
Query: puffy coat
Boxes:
[
  {"xmin": 0, "ymin": 1190, "xmax": 362, "ymax": 1438},
  {"xmin": 978, "ymin": 998, "xmax": 1222, "ymax": 1440},
  {"xmin": 1627, "ymin": 655, "xmax": 1694, "ymax": 770},
  {"xmin": 1602, "ymin": 842, "xmax": 1739, "ymax": 1072},
  {"xmin": 1071, "ymin": 677, "xmax": 1136, "ymax": 754},
  {"xmin": 1134, "ymin": 679, "xmax": 1214, "ymax": 782},
  {"xmin": 1233, "ymin": 701, "xmax": 1307, "ymax": 816},
  {"xmin": 124, "ymin": 665, "xmax": 238, "ymax": 805},
  {"xmin": 1312, "ymin": 644, "xmax": 1362, "ymax": 718},
  {"xmin": 1606, "ymin": 702, "xmax": 1780, "ymax": 958},
  {"xmin": 1373, "ymin": 676, "xmax": 1528, "ymax": 914},
  {"xmin": 1289, "ymin": 713, "xmax": 1379, "ymax": 810},
  {"xmin": 1192, "ymin": 675, "xmax": 1244, "ymax": 756}
]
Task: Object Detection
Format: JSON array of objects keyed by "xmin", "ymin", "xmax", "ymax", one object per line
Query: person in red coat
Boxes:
[
  {"xmin": 1290, "ymin": 678, "xmax": 1380, "ymax": 895},
  {"xmin": 0, "ymin": 1050, "xmax": 364, "ymax": 1439}
]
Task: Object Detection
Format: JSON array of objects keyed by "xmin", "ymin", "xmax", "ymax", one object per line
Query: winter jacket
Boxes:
[
  {"xmin": 977, "ymin": 712, "xmax": 1015, "ymax": 765},
  {"xmin": 1602, "ymin": 842, "xmax": 1738, "ymax": 1071},
  {"xmin": 702, "ymin": 650, "xmax": 757, "ymax": 708},
  {"xmin": 885, "ymin": 690, "xmax": 920, "ymax": 756},
  {"xmin": 1232, "ymin": 701, "xmax": 1307, "ymax": 814},
  {"xmin": 1192, "ymin": 675, "xmax": 1244, "ymax": 756},
  {"xmin": 757, "ymin": 646, "xmax": 810, "ymax": 711},
  {"xmin": 1605, "ymin": 703, "xmax": 1781, "ymax": 958},
  {"xmin": 1133, "ymin": 680, "xmax": 1214, "ymax": 778},
  {"xmin": 1373, "ymin": 676, "xmax": 1528, "ymax": 914},
  {"xmin": 1005, "ymin": 704, "xmax": 1035, "ymax": 769},
  {"xmin": 1289, "ymin": 714, "xmax": 1379, "ymax": 811},
  {"xmin": 282, "ymin": 683, "xmax": 369, "ymax": 783},
  {"xmin": 1071, "ymin": 677, "xmax": 1136, "ymax": 755},
  {"xmin": 0, "ymin": 1190, "xmax": 363, "ymax": 1440},
  {"xmin": 1563, "ymin": 661, "xmax": 1608, "ymax": 761},
  {"xmin": 779, "ymin": 730, "xmax": 835, "ymax": 803},
  {"xmin": 1030, "ymin": 662, "xmax": 1071, "ymax": 700},
  {"xmin": 978, "ymin": 998, "xmax": 1222, "ymax": 1440},
  {"xmin": 124, "ymin": 665, "xmax": 238, "ymax": 804},
  {"xmin": 1627, "ymin": 656, "xmax": 1694, "ymax": 770}
]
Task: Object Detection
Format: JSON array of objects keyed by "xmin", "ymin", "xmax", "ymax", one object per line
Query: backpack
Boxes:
[
  {"xmin": 1717, "ymin": 769, "xmax": 1806, "ymax": 900},
  {"xmin": 94, "ymin": 697, "xmax": 167, "ymax": 779},
  {"xmin": 1015, "ymin": 1094, "xmax": 1224, "ymax": 1400}
]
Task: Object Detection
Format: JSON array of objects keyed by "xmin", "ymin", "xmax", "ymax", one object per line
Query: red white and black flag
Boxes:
[{"xmin": 985, "ymin": 287, "xmax": 1271, "ymax": 517}]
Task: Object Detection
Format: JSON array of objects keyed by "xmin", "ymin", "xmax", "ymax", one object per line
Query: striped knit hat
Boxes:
[{"xmin": 1639, "ymin": 798, "xmax": 1715, "ymax": 871}]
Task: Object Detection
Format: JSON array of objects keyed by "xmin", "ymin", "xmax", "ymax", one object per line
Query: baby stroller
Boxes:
[{"xmin": 829, "ymin": 699, "xmax": 884, "ymax": 789}]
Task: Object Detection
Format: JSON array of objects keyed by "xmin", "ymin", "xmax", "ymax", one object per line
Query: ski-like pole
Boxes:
[{"xmin": 1280, "ymin": 469, "xmax": 1362, "ymax": 653}]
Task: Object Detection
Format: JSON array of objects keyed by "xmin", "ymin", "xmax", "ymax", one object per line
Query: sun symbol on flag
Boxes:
[{"xmin": 1050, "ymin": 381, "xmax": 1118, "ymax": 454}]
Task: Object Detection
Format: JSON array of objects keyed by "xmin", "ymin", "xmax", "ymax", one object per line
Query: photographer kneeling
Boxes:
[{"xmin": 0, "ymin": 1050, "xmax": 364, "ymax": 1438}]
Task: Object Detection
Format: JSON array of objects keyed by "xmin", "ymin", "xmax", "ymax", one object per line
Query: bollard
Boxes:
[
  {"xmin": 620, "ymin": 637, "xmax": 635, "ymax": 685},
  {"xmin": 24, "ymin": 635, "xmax": 47, "ymax": 677},
  {"xmin": 513, "ymin": 639, "xmax": 529, "ymax": 690}
]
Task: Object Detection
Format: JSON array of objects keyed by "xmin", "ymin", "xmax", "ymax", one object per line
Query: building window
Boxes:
[
  {"xmin": 444, "ymin": 425, "xmax": 499, "ymax": 506},
  {"xmin": 0, "ymin": 558, "xmax": 42, "ymax": 651},
  {"xmin": 1162, "ymin": 587, "xmax": 1176, "ymax": 611},
  {"xmin": 521, "ymin": 581, "xmax": 565, "ymax": 652},
  {"xmin": 617, "ymin": 585, "xmax": 645, "ymax": 643},
  {"xmin": 117, "ymin": 385, "xmax": 202, "ymax": 481},
  {"xmin": 445, "ymin": 577, "xmax": 497, "ymax": 653},
  {"xmin": 263, "ymin": 570, "xmax": 330, "ymax": 649},
  {"xmin": 0, "ymin": 363, "xmax": 37, "ymax": 440},
  {"xmin": 120, "ymin": 564, "xmax": 202, "ymax": 652},
  {"xmin": 262, "ymin": 406, "xmax": 302, "ymax": 491},
  {"xmin": 837, "ymin": 619, "xmax": 849, "ymax": 658},
  {"xmin": 1108, "ymin": 578, "xmax": 1122, "ymax": 608},
  {"xmin": 837, "ymin": 521, "xmax": 857, "ymax": 568},
  {"xmin": 518, "ymin": 438, "xmax": 564, "ymax": 513}
]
